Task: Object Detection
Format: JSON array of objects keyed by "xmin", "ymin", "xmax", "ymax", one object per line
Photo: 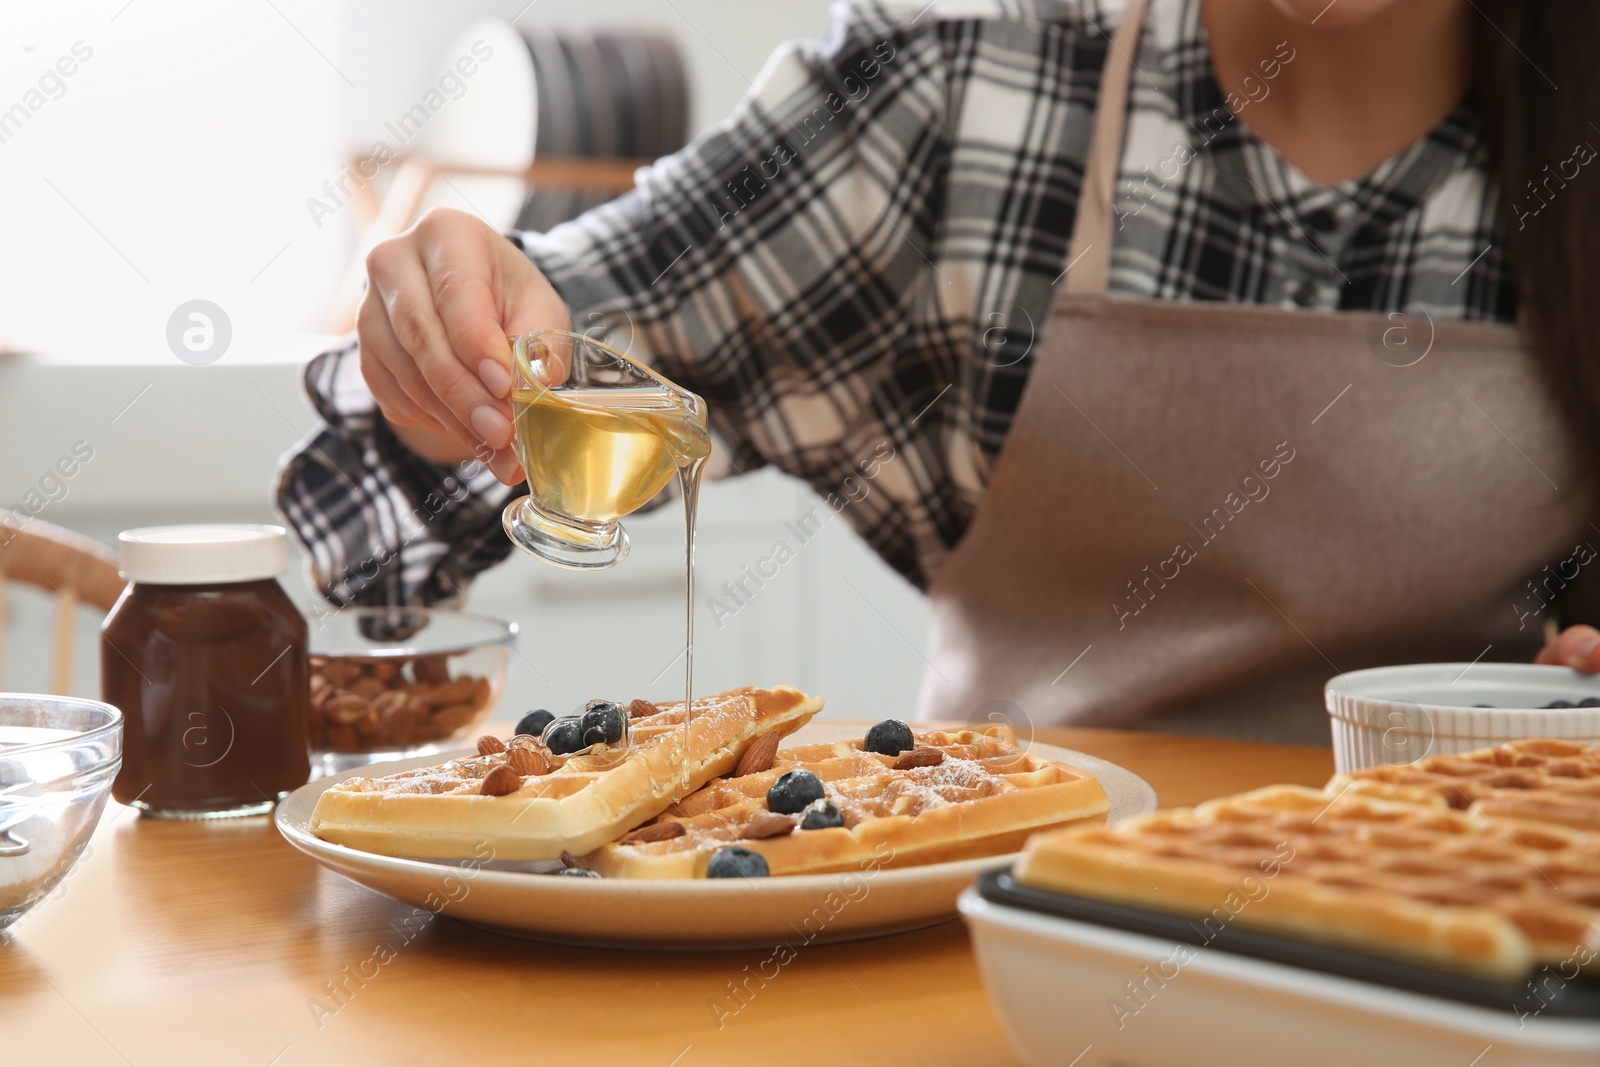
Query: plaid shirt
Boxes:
[{"xmin": 277, "ymin": 0, "xmax": 1513, "ymax": 608}]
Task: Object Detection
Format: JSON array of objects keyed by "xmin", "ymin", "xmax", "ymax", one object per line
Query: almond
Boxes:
[
  {"xmin": 352, "ymin": 710, "xmax": 382, "ymax": 741},
  {"xmin": 734, "ymin": 733, "xmax": 781, "ymax": 777},
  {"xmin": 740, "ymin": 813, "xmax": 796, "ymax": 840},
  {"xmin": 892, "ymin": 747, "xmax": 945, "ymax": 770},
  {"xmin": 506, "ymin": 745, "xmax": 550, "ymax": 777},
  {"xmin": 325, "ymin": 693, "xmax": 370, "ymax": 724},
  {"xmin": 411, "ymin": 653, "xmax": 451, "ymax": 686},
  {"xmin": 425, "ymin": 677, "xmax": 477, "ymax": 709},
  {"xmin": 370, "ymin": 689, "xmax": 407, "ymax": 715},
  {"xmin": 620, "ymin": 821, "xmax": 687, "ymax": 845},
  {"xmin": 320, "ymin": 659, "xmax": 358, "ymax": 686},
  {"xmin": 627, "ymin": 698, "xmax": 660, "ymax": 719},
  {"xmin": 476, "ymin": 734, "xmax": 507, "ymax": 756},
  {"xmin": 479, "ymin": 764, "xmax": 522, "ymax": 796}
]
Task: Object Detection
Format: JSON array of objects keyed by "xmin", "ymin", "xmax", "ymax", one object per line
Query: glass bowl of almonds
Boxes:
[{"xmin": 306, "ymin": 607, "xmax": 517, "ymax": 777}]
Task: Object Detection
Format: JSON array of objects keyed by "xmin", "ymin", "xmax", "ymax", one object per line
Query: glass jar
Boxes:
[{"xmin": 101, "ymin": 525, "xmax": 309, "ymax": 818}]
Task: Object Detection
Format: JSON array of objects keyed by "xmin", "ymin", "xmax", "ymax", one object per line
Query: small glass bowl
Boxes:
[
  {"xmin": 306, "ymin": 607, "xmax": 516, "ymax": 777},
  {"xmin": 0, "ymin": 694, "xmax": 122, "ymax": 933}
]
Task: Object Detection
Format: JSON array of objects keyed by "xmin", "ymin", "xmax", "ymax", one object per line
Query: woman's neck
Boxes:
[{"xmin": 1202, "ymin": 0, "xmax": 1471, "ymax": 186}]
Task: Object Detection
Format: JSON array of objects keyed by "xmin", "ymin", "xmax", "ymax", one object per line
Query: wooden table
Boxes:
[{"xmin": 1, "ymin": 729, "xmax": 1332, "ymax": 1067}]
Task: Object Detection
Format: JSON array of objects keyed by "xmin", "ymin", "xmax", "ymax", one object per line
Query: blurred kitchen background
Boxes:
[{"xmin": 0, "ymin": 0, "xmax": 932, "ymax": 721}]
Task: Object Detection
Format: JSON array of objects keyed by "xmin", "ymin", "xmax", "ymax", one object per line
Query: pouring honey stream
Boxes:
[{"xmin": 503, "ymin": 330, "xmax": 711, "ymax": 787}]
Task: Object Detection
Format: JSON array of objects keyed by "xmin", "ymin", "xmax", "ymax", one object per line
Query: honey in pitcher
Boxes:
[{"xmin": 512, "ymin": 385, "xmax": 711, "ymax": 524}]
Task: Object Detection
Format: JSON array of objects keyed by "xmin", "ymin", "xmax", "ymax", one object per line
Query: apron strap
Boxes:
[{"xmin": 1063, "ymin": 0, "xmax": 1151, "ymax": 295}]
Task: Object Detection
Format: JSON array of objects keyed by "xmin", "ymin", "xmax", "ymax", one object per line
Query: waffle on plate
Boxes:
[
  {"xmin": 1015, "ymin": 740, "xmax": 1600, "ymax": 983},
  {"xmin": 584, "ymin": 725, "xmax": 1111, "ymax": 878},
  {"xmin": 310, "ymin": 685, "xmax": 821, "ymax": 861}
]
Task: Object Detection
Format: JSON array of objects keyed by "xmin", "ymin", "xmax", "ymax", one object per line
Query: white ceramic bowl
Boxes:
[{"xmin": 1324, "ymin": 663, "xmax": 1600, "ymax": 773}]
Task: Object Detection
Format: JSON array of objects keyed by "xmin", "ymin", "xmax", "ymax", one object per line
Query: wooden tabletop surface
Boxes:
[{"xmin": 1, "ymin": 727, "xmax": 1333, "ymax": 1067}]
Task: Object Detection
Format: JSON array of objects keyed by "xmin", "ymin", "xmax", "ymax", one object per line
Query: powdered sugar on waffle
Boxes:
[
  {"xmin": 583, "ymin": 726, "xmax": 1111, "ymax": 876},
  {"xmin": 833, "ymin": 757, "xmax": 999, "ymax": 817}
]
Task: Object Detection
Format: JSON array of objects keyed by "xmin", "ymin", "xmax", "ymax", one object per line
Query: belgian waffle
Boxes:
[
  {"xmin": 583, "ymin": 727, "xmax": 1110, "ymax": 878},
  {"xmin": 1015, "ymin": 782, "xmax": 1600, "ymax": 981},
  {"xmin": 310, "ymin": 685, "xmax": 822, "ymax": 861},
  {"xmin": 1334, "ymin": 738, "xmax": 1600, "ymax": 831}
]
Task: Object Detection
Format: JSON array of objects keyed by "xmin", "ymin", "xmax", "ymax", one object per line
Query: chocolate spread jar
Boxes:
[{"xmin": 102, "ymin": 525, "xmax": 309, "ymax": 818}]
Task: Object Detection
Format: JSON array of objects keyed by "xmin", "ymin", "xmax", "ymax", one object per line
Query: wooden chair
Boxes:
[{"xmin": 0, "ymin": 515, "xmax": 124, "ymax": 695}]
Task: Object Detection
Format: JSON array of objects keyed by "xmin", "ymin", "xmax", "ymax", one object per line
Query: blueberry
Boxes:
[
  {"xmin": 1580, "ymin": 698, "xmax": 1600, "ymax": 708},
  {"xmin": 1545, "ymin": 700, "xmax": 1575, "ymax": 709},
  {"xmin": 515, "ymin": 709, "xmax": 555, "ymax": 738},
  {"xmin": 581, "ymin": 701, "xmax": 626, "ymax": 747},
  {"xmin": 766, "ymin": 769, "xmax": 826, "ymax": 814},
  {"xmin": 557, "ymin": 867, "xmax": 601, "ymax": 878},
  {"xmin": 544, "ymin": 717, "xmax": 585, "ymax": 755},
  {"xmin": 706, "ymin": 847, "xmax": 769, "ymax": 879},
  {"xmin": 864, "ymin": 718, "xmax": 915, "ymax": 756},
  {"xmin": 800, "ymin": 798, "xmax": 844, "ymax": 830}
]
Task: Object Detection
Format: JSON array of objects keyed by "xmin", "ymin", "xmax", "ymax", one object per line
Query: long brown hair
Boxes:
[{"xmin": 1472, "ymin": 5, "xmax": 1600, "ymax": 491}]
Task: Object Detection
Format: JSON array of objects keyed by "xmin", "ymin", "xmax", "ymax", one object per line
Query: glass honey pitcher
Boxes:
[{"xmin": 501, "ymin": 329, "xmax": 710, "ymax": 571}]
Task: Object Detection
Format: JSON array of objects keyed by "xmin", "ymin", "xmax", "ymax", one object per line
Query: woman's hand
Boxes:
[
  {"xmin": 358, "ymin": 207, "xmax": 571, "ymax": 484},
  {"xmin": 1535, "ymin": 624, "xmax": 1600, "ymax": 672}
]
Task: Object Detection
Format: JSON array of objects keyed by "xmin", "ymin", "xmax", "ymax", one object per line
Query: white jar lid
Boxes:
[{"xmin": 118, "ymin": 524, "xmax": 288, "ymax": 584}]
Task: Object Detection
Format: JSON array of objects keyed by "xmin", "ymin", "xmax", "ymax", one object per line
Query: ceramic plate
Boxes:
[
  {"xmin": 525, "ymin": 31, "xmax": 577, "ymax": 157},
  {"xmin": 594, "ymin": 31, "xmax": 652, "ymax": 159},
  {"xmin": 641, "ymin": 31, "xmax": 689, "ymax": 154},
  {"xmin": 275, "ymin": 721, "xmax": 1156, "ymax": 950}
]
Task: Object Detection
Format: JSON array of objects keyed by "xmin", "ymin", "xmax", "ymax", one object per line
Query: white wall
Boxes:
[{"xmin": 0, "ymin": 1, "xmax": 932, "ymax": 727}]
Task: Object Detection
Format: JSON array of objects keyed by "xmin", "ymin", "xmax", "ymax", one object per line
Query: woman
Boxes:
[{"xmin": 278, "ymin": 0, "xmax": 1600, "ymax": 743}]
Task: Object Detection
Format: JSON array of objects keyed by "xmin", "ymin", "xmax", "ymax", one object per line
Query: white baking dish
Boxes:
[
  {"xmin": 1324, "ymin": 663, "xmax": 1600, "ymax": 773},
  {"xmin": 960, "ymin": 884, "xmax": 1600, "ymax": 1067}
]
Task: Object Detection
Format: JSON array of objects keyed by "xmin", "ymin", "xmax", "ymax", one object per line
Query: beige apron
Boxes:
[{"xmin": 918, "ymin": 0, "xmax": 1590, "ymax": 743}]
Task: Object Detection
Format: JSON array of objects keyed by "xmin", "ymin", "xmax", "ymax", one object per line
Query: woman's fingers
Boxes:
[
  {"xmin": 358, "ymin": 289, "xmax": 457, "ymax": 435},
  {"xmin": 360, "ymin": 344, "xmax": 440, "ymax": 433},
  {"xmin": 425, "ymin": 252, "xmax": 519, "ymax": 446},
  {"xmin": 1535, "ymin": 624, "xmax": 1600, "ymax": 671},
  {"xmin": 360, "ymin": 286, "xmax": 478, "ymax": 443},
  {"xmin": 485, "ymin": 446, "xmax": 526, "ymax": 485},
  {"xmin": 367, "ymin": 232, "xmax": 512, "ymax": 451},
  {"xmin": 421, "ymin": 225, "xmax": 519, "ymax": 409},
  {"xmin": 498, "ymin": 240, "xmax": 574, "ymax": 387}
]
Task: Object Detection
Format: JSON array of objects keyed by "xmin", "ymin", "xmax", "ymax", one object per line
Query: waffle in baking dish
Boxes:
[
  {"xmin": 584, "ymin": 725, "xmax": 1111, "ymax": 878},
  {"xmin": 1015, "ymin": 777, "xmax": 1600, "ymax": 982},
  {"xmin": 310, "ymin": 685, "xmax": 821, "ymax": 861}
]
